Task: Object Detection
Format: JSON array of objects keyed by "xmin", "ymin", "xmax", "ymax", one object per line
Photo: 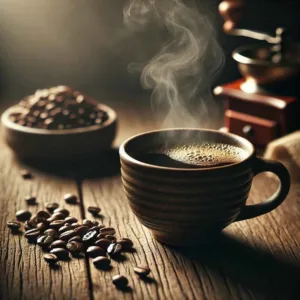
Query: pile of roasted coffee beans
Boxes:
[
  {"xmin": 9, "ymin": 86, "xmax": 109, "ymax": 129},
  {"xmin": 7, "ymin": 195, "xmax": 151, "ymax": 290}
]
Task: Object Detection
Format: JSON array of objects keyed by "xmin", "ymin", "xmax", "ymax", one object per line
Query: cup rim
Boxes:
[{"xmin": 119, "ymin": 128, "xmax": 255, "ymax": 171}]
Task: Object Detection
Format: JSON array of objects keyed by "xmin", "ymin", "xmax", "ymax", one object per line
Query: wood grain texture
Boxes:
[{"xmin": 0, "ymin": 135, "xmax": 90, "ymax": 300}]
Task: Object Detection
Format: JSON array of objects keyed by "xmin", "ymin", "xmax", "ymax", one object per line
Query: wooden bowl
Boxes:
[{"xmin": 1, "ymin": 103, "xmax": 117, "ymax": 160}]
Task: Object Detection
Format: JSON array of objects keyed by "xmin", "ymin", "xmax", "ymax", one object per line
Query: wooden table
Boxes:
[{"xmin": 1, "ymin": 95, "xmax": 300, "ymax": 300}]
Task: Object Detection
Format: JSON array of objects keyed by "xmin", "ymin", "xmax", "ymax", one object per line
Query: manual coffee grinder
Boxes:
[{"xmin": 214, "ymin": 0, "xmax": 300, "ymax": 147}]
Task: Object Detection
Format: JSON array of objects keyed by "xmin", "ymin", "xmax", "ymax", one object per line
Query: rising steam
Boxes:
[{"xmin": 123, "ymin": 0, "xmax": 224, "ymax": 128}]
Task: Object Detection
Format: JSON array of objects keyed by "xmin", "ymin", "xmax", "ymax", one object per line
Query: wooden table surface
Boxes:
[{"xmin": 1, "ymin": 95, "xmax": 300, "ymax": 300}]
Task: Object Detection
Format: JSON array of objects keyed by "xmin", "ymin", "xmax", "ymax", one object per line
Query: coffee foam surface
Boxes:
[{"xmin": 158, "ymin": 142, "xmax": 248, "ymax": 167}]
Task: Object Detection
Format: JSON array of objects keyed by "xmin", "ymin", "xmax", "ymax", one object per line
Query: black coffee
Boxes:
[{"xmin": 137, "ymin": 142, "xmax": 247, "ymax": 168}]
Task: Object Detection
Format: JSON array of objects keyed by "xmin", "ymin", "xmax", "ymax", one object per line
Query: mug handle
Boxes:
[{"xmin": 235, "ymin": 157, "xmax": 290, "ymax": 221}]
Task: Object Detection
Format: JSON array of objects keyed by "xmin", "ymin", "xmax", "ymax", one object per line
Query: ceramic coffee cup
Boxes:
[{"xmin": 119, "ymin": 129, "xmax": 290, "ymax": 246}]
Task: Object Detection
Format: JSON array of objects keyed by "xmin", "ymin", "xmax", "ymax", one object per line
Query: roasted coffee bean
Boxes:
[
  {"xmin": 29, "ymin": 215, "xmax": 48, "ymax": 227},
  {"xmin": 92, "ymin": 256, "xmax": 110, "ymax": 269},
  {"xmin": 36, "ymin": 222, "xmax": 47, "ymax": 232},
  {"xmin": 91, "ymin": 221, "xmax": 100, "ymax": 227},
  {"xmin": 67, "ymin": 241, "xmax": 83, "ymax": 253},
  {"xmin": 87, "ymin": 206, "xmax": 101, "ymax": 215},
  {"xmin": 47, "ymin": 213, "xmax": 65, "ymax": 222},
  {"xmin": 50, "ymin": 220, "xmax": 65, "ymax": 229},
  {"xmin": 7, "ymin": 221, "xmax": 21, "ymax": 230},
  {"xmin": 68, "ymin": 235, "xmax": 81, "ymax": 243},
  {"xmin": 50, "ymin": 248, "xmax": 69, "ymax": 260},
  {"xmin": 97, "ymin": 233, "xmax": 106, "ymax": 239},
  {"xmin": 95, "ymin": 239, "xmax": 111, "ymax": 250},
  {"xmin": 53, "ymin": 208, "xmax": 69, "ymax": 217},
  {"xmin": 112, "ymin": 275, "xmax": 129, "ymax": 289},
  {"xmin": 71, "ymin": 222, "xmax": 80, "ymax": 229},
  {"xmin": 37, "ymin": 210, "xmax": 51, "ymax": 219},
  {"xmin": 37, "ymin": 235, "xmax": 56, "ymax": 249},
  {"xmin": 25, "ymin": 196, "xmax": 36, "ymax": 205},
  {"xmin": 59, "ymin": 230, "xmax": 75, "ymax": 241},
  {"xmin": 88, "ymin": 226, "xmax": 100, "ymax": 233},
  {"xmin": 25, "ymin": 228, "xmax": 40, "ymax": 239},
  {"xmin": 58, "ymin": 224, "xmax": 71, "ymax": 233},
  {"xmin": 44, "ymin": 253, "xmax": 58, "ymax": 264},
  {"xmin": 49, "ymin": 240, "xmax": 66, "ymax": 250},
  {"xmin": 45, "ymin": 202, "xmax": 59, "ymax": 212},
  {"xmin": 82, "ymin": 230, "xmax": 98, "ymax": 243},
  {"xmin": 86, "ymin": 246, "xmax": 106, "ymax": 258},
  {"xmin": 44, "ymin": 229, "xmax": 58, "ymax": 237},
  {"xmin": 133, "ymin": 265, "xmax": 151, "ymax": 277},
  {"xmin": 21, "ymin": 170, "xmax": 32, "ymax": 179},
  {"xmin": 64, "ymin": 193, "xmax": 77, "ymax": 204},
  {"xmin": 16, "ymin": 210, "xmax": 32, "ymax": 221},
  {"xmin": 118, "ymin": 238, "xmax": 133, "ymax": 251},
  {"xmin": 82, "ymin": 219, "xmax": 94, "ymax": 227},
  {"xmin": 107, "ymin": 243, "xmax": 123, "ymax": 256},
  {"xmin": 100, "ymin": 227, "xmax": 116, "ymax": 236},
  {"xmin": 24, "ymin": 220, "xmax": 34, "ymax": 231},
  {"xmin": 64, "ymin": 216, "xmax": 78, "ymax": 224},
  {"xmin": 105, "ymin": 235, "xmax": 117, "ymax": 242},
  {"xmin": 74, "ymin": 226, "xmax": 89, "ymax": 237}
]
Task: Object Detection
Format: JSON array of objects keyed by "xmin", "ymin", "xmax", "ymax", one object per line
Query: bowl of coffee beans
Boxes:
[{"xmin": 1, "ymin": 86, "xmax": 117, "ymax": 159}]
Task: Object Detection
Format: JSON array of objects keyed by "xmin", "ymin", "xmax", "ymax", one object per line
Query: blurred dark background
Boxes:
[{"xmin": 1, "ymin": 0, "xmax": 300, "ymax": 106}]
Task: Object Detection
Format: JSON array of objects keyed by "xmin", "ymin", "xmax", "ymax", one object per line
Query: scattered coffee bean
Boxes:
[
  {"xmin": 16, "ymin": 210, "xmax": 32, "ymax": 221},
  {"xmin": 24, "ymin": 220, "xmax": 34, "ymax": 231},
  {"xmin": 44, "ymin": 228, "xmax": 58, "ymax": 236},
  {"xmin": 58, "ymin": 224, "xmax": 72, "ymax": 234},
  {"xmin": 64, "ymin": 217, "xmax": 78, "ymax": 224},
  {"xmin": 86, "ymin": 246, "xmax": 106, "ymax": 258},
  {"xmin": 74, "ymin": 226, "xmax": 89, "ymax": 237},
  {"xmin": 107, "ymin": 243, "xmax": 123, "ymax": 256},
  {"xmin": 70, "ymin": 223, "xmax": 80, "ymax": 229},
  {"xmin": 97, "ymin": 233, "xmax": 107, "ymax": 239},
  {"xmin": 92, "ymin": 221, "xmax": 100, "ymax": 226},
  {"xmin": 48, "ymin": 213, "xmax": 65, "ymax": 222},
  {"xmin": 133, "ymin": 265, "xmax": 151, "ymax": 277},
  {"xmin": 59, "ymin": 230, "xmax": 75, "ymax": 241},
  {"xmin": 100, "ymin": 227, "xmax": 116, "ymax": 236},
  {"xmin": 88, "ymin": 226, "xmax": 100, "ymax": 233},
  {"xmin": 45, "ymin": 202, "xmax": 59, "ymax": 212},
  {"xmin": 50, "ymin": 248, "xmax": 69, "ymax": 260},
  {"xmin": 53, "ymin": 208, "xmax": 69, "ymax": 218},
  {"xmin": 112, "ymin": 275, "xmax": 129, "ymax": 289},
  {"xmin": 25, "ymin": 196, "xmax": 36, "ymax": 205},
  {"xmin": 24, "ymin": 228, "xmax": 40, "ymax": 240},
  {"xmin": 49, "ymin": 240, "xmax": 67, "ymax": 250},
  {"xmin": 93, "ymin": 256, "xmax": 110, "ymax": 269},
  {"xmin": 36, "ymin": 222, "xmax": 47, "ymax": 232},
  {"xmin": 68, "ymin": 235, "xmax": 81, "ymax": 243},
  {"xmin": 7, "ymin": 221, "xmax": 21, "ymax": 231},
  {"xmin": 82, "ymin": 219, "xmax": 94, "ymax": 227},
  {"xmin": 95, "ymin": 239, "xmax": 111, "ymax": 250},
  {"xmin": 50, "ymin": 220, "xmax": 65, "ymax": 229},
  {"xmin": 87, "ymin": 206, "xmax": 101, "ymax": 215},
  {"xmin": 37, "ymin": 235, "xmax": 56, "ymax": 249},
  {"xmin": 82, "ymin": 230, "xmax": 98, "ymax": 244},
  {"xmin": 21, "ymin": 170, "xmax": 32, "ymax": 179},
  {"xmin": 67, "ymin": 241, "xmax": 83, "ymax": 253},
  {"xmin": 105, "ymin": 235, "xmax": 117, "ymax": 242},
  {"xmin": 64, "ymin": 194, "xmax": 77, "ymax": 204},
  {"xmin": 29, "ymin": 215, "xmax": 48, "ymax": 227},
  {"xmin": 37, "ymin": 210, "xmax": 51, "ymax": 219},
  {"xmin": 44, "ymin": 253, "xmax": 58, "ymax": 264},
  {"xmin": 118, "ymin": 238, "xmax": 133, "ymax": 251}
]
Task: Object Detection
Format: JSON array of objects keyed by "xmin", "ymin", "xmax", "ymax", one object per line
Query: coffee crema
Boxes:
[{"xmin": 137, "ymin": 142, "xmax": 248, "ymax": 168}]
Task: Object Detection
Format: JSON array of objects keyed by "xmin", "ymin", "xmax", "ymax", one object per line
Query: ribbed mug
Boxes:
[{"xmin": 119, "ymin": 129, "xmax": 290, "ymax": 246}]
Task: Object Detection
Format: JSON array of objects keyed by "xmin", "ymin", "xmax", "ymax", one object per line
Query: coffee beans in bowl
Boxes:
[{"xmin": 1, "ymin": 86, "xmax": 117, "ymax": 159}]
